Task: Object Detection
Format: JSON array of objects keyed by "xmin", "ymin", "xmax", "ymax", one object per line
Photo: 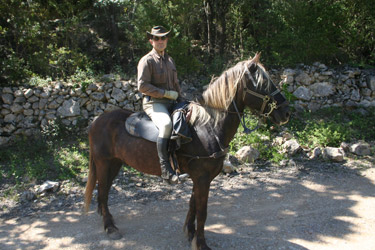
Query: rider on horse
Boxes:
[{"xmin": 137, "ymin": 26, "xmax": 180, "ymax": 183}]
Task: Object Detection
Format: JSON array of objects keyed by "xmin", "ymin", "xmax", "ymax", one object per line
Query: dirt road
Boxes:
[{"xmin": 1, "ymin": 159, "xmax": 375, "ymax": 250}]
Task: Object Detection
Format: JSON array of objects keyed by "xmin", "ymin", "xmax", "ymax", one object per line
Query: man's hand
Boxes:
[{"xmin": 164, "ymin": 90, "xmax": 178, "ymax": 100}]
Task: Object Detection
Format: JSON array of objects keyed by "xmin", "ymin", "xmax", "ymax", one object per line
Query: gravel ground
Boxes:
[{"xmin": 1, "ymin": 155, "xmax": 375, "ymax": 250}]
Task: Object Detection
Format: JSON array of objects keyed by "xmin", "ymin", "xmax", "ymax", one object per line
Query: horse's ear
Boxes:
[
  {"xmin": 248, "ymin": 52, "xmax": 261, "ymax": 73},
  {"xmin": 254, "ymin": 52, "xmax": 261, "ymax": 63},
  {"xmin": 250, "ymin": 52, "xmax": 261, "ymax": 63}
]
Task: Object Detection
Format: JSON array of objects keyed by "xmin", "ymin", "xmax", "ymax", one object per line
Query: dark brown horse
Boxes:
[{"xmin": 84, "ymin": 54, "xmax": 290, "ymax": 250}]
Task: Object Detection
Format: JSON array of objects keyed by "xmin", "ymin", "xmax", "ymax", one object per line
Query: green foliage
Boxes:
[
  {"xmin": 286, "ymin": 107, "xmax": 375, "ymax": 149},
  {"xmin": 1, "ymin": 0, "xmax": 374, "ymax": 85},
  {"xmin": 229, "ymin": 112, "xmax": 287, "ymax": 163},
  {"xmin": 0, "ymin": 135, "xmax": 89, "ymax": 184},
  {"xmin": 54, "ymin": 143, "xmax": 89, "ymax": 180},
  {"xmin": 229, "ymin": 107, "xmax": 375, "ymax": 163},
  {"xmin": 281, "ymin": 84, "xmax": 297, "ymax": 103},
  {"xmin": 0, "ymin": 139, "xmax": 53, "ymax": 183}
]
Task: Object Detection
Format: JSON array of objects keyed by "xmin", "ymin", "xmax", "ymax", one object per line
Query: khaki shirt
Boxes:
[{"xmin": 137, "ymin": 49, "xmax": 181, "ymax": 99}]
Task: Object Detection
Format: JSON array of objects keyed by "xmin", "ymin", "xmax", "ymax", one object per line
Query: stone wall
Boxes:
[
  {"xmin": 277, "ymin": 62, "xmax": 375, "ymax": 112},
  {"xmin": 1, "ymin": 64, "xmax": 375, "ymax": 146},
  {"xmin": 0, "ymin": 76, "xmax": 143, "ymax": 145}
]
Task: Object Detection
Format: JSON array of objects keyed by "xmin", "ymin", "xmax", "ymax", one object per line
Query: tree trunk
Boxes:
[{"xmin": 204, "ymin": 0, "xmax": 214, "ymax": 55}]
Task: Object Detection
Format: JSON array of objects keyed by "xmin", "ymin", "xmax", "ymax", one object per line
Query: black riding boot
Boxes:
[{"xmin": 156, "ymin": 137, "xmax": 177, "ymax": 182}]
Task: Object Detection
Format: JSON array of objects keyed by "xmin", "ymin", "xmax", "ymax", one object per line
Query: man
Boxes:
[{"xmin": 137, "ymin": 26, "xmax": 181, "ymax": 183}]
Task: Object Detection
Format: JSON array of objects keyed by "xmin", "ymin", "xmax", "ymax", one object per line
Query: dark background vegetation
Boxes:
[
  {"xmin": 1, "ymin": 0, "xmax": 375, "ymax": 195},
  {"xmin": 1, "ymin": 0, "xmax": 374, "ymax": 86}
]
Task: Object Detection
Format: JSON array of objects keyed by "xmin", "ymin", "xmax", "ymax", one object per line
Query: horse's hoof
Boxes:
[
  {"xmin": 106, "ymin": 227, "xmax": 122, "ymax": 240},
  {"xmin": 191, "ymin": 235, "xmax": 211, "ymax": 250}
]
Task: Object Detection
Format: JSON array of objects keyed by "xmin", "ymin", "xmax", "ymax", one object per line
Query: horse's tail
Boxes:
[{"xmin": 84, "ymin": 144, "xmax": 96, "ymax": 214}]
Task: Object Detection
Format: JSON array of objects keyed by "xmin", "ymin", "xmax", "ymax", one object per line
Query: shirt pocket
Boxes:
[{"xmin": 153, "ymin": 67, "xmax": 166, "ymax": 85}]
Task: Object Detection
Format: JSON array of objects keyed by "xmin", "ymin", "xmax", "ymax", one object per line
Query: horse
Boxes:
[{"xmin": 84, "ymin": 53, "xmax": 290, "ymax": 250}]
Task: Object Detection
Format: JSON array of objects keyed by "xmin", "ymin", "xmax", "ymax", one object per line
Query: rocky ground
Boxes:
[{"xmin": 0, "ymin": 150, "xmax": 374, "ymax": 249}]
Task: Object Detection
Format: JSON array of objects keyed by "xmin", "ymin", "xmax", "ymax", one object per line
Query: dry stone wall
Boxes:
[
  {"xmin": 1, "ymin": 64, "xmax": 375, "ymax": 146},
  {"xmin": 0, "ymin": 76, "xmax": 142, "ymax": 145},
  {"xmin": 277, "ymin": 62, "xmax": 375, "ymax": 112}
]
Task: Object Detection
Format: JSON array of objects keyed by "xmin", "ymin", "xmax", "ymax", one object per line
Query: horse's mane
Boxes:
[{"xmin": 189, "ymin": 53, "xmax": 270, "ymax": 125}]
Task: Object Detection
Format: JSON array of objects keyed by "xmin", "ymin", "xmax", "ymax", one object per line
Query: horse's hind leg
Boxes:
[
  {"xmin": 96, "ymin": 158, "xmax": 122, "ymax": 240},
  {"xmin": 184, "ymin": 191, "xmax": 196, "ymax": 242}
]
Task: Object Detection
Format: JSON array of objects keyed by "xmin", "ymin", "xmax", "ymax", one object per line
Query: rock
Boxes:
[
  {"xmin": 367, "ymin": 75, "xmax": 375, "ymax": 91},
  {"xmin": 10, "ymin": 103, "xmax": 23, "ymax": 113},
  {"xmin": 340, "ymin": 142, "xmax": 350, "ymax": 152},
  {"xmin": 308, "ymin": 102, "xmax": 321, "ymax": 112},
  {"xmin": 295, "ymin": 72, "xmax": 312, "ymax": 85},
  {"xmin": 14, "ymin": 89, "xmax": 23, "ymax": 97},
  {"xmin": 104, "ymin": 104, "xmax": 121, "ymax": 112},
  {"xmin": 282, "ymin": 132, "xmax": 293, "ymax": 141},
  {"xmin": 24, "ymin": 89, "xmax": 33, "ymax": 98},
  {"xmin": 90, "ymin": 92, "xmax": 105, "ymax": 101},
  {"xmin": 0, "ymin": 136, "xmax": 10, "ymax": 146},
  {"xmin": 283, "ymin": 69, "xmax": 296, "ymax": 76},
  {"xmin": 273, "ymin": 136, "xmax": 284, "ymax": 146},
  {"xmin": 4, "ymin": 114, "xmax": 16, "ymax": 123},
  {"xmin": 111, "ymin": 88, "xmax": 127, "ymax": 102},
  {"xmin": 101, "ymin": 74, "xmax": 115, "ymax": 82},
  {"xmin": 38, "ymin": 98, "xmax": 48, "ymax": 109},
  {"xmin": 57, "ymin": 99, "xmax": 80, "ymax": 117},
  {"xmin": 48, "ymin": 100, "xmax": 60, "ymax": 109},
  {"xmin": 222, "ymin": 160, "xmax": 236, "ymax": 173},
  {"xmin": 282, "ymin": 139, "xmax": 301, "ymax": 155},
  {"xmin": 28, "ymin": 95, "xmax": 39, "ymax": 103},
  {"xmin": 321, "ymin": 70, "xmax": 333, "ymax": 76},
  {"xmin": 309, "ymin": 82, "xmax": 335, "ymax": 97},
  {"xmin": 293, "ymin": 86, "xmax": 312, "ymax": 101},
  {"xmin": 14, "ymin": 96, "xmax": 26, "ymax": 103},
  {"xmin": 2, "ymin": 93, "xmax": 14, "ymax": 104},
  {"xmin": 350, "ymin": 89, "xmax": 361, "ymax": 101},
  {"xmin": 350, "ymin": 142, "xmax": 371, "ymax": 156},
  {"xmin": 2, "ymin": 87, "xmax": 13, "ymax": 94},
  {"xmin": 322, "ymin": 147, "xmax": 345, "ymax": 162},
  {"xmin": 37, "ymin": 180, "xmax": 60, "ymax": 194},
  {"xmin": 309, "ymin": 147, "xmax": 322, "ymax": 159},
  {"xmin": 235, "ymin": 146, "xmax": 260, "ymax": 163},
  {"xmin": 21, "ymin": 191, "xmax": 36, "ymax": 201},
  {"xmin": 282, "ymin": 75, "xmax": 294, "ymax": 84}
]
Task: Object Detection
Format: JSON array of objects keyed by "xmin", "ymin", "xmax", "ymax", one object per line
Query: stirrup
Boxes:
[{"xmin": 162, "ymin": 173, "xmax": 190, "ymax": 185}]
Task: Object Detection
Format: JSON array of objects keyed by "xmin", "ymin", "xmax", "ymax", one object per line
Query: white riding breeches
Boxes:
[{"xmin": 143, "ymin": 98, "xmax": 174, "ymax": 139}]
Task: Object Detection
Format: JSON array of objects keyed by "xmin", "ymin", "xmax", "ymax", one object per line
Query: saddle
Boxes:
[{"xmin": 125, "ymin": 101, "xmax": 192, "ymax": 145}]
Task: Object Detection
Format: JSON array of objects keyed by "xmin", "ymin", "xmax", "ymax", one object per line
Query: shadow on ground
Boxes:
[{"xmin": 1, "ymin": 158, "xmax": 374, "ymax": 249}]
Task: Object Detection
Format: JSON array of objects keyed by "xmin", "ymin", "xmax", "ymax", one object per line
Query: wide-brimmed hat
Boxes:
[{"xmin": 147, "ymin": 26, "xmax": 170, "ymax": 38}]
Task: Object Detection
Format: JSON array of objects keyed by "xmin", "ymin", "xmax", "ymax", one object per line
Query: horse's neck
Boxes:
[{"xmin": 214, "ymin": 101, "xmax": 244, "ymax": 147}]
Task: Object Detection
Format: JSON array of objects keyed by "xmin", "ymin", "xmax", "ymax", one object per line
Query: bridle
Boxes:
[
  {"xmin": 178, "ymin": 62, "xmax": 289, "ymax": 164},
  {"xmin": 232, "ymin": 64, "xmax": 289, "ymax": 133}
]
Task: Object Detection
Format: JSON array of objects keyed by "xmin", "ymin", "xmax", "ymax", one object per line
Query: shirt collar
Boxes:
[{"xmin": 151, "ymin": 48, "xmax": 167, "ymax": 60}]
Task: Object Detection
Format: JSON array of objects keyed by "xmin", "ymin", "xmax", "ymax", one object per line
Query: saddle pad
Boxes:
[{"xmin": 125, "ymin": 112, "xmax": 159, "ymax": 142}]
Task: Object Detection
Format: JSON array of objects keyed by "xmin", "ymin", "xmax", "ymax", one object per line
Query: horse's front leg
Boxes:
[{"xmin": 191, "ymin": 177, "xmax": 211, "ymax": 250}]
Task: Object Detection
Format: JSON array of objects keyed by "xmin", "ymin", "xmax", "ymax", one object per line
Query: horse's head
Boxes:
[{"xmin": 240, "ymin": 54, "xmax": 290, "ymax": 125}]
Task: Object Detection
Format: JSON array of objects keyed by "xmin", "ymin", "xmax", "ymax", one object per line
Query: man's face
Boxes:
[{"xmin": 149, "ymin": 36, "xmax": 168, "ymax": 53}]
